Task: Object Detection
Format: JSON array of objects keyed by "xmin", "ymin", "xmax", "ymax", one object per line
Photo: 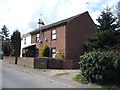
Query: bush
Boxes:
[
  {"xmin": 79, "ymin": 51, "xmax": 120, "ymax": 84},
  {"xmin": 22, "ymin": 53, "xmax": 26, "ymax": 57},
  {"xmin": 40, "ymin": 45, "xmax": 50, "ymax": 57}
]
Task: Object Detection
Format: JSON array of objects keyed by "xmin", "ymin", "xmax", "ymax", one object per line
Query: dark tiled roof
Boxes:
[{"xmin": 30, "ymin": 11, "xmax": 88, "ymax": 34}]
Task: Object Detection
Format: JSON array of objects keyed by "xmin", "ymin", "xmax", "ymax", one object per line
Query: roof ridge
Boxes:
[
  {"xmin": 42, "ymin": 11, "xmax": 88, "ymax": 28},
  {"xmin": 29, "ymin": 11, "xmax": 88, "ymax": 34}
]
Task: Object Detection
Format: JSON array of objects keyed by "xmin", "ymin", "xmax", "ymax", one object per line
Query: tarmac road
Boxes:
[
  {"xmin": 2, "ymin": 62, "xmax": 70, "ymax": 88},
  {"xmin": 0, "ymin": 60, "xmax": 2, "ymax": 89},
  {"xmin": 1, "ymin": 61, "xmax": 101, "ymax": 89}
]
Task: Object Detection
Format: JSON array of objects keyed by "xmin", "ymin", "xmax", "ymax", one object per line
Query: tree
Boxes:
[
  {"xmin": 1, "ymin": 25, "xmax": 11, "ymax": 56},
  {"xmin": 96, "ymin": 6, "xmax": 118, "ymax": 31},
  {"xmin": 1, "ymin": 25, "xmax": 9, "ymax": 41},
  {"xmin": 87, "ymin": 30, "xmax": 120, "ymax": 51},
  {"xmin": 87, "ymin": 6, "xmax": 120, "ymax": 52},
  {"xmin": 11, "ymin": 30, "xmax": 21, "ymax": 64}
]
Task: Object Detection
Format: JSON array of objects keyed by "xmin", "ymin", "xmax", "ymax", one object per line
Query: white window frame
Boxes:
[
  {"xmin": 51, "ymin": 29, "xmax": 56, "ymax": 40},
  {"xmin": 36, "ymin": 34, "xmax": 40, "ymax": 42},
  {"xmin": 51, "ymin": 48, "xmax": 56, "ymax": 58}
]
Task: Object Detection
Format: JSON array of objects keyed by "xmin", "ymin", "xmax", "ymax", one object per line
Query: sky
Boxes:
[{"xmin": 0, "ymin": 0, "xmax": 119, "ymax": 35}]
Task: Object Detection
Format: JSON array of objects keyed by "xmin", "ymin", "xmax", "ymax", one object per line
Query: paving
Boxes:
[{"xmin": 2, "ymin": 60, "xmax": 101, "ymax": 88}]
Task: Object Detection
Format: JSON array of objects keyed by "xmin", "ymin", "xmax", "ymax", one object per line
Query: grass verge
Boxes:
[
  {"xmin": 73, "ymin": 74, "xmax": 88, "ymax": 84},
  {"xmin": 73, "ymin": 74, "xmax": 120, "ymax": 89},
  {"xmin": 55, "ymin": 73, "xmax": 69, "ymax": 76},
  {"xmin": 40, "ymin": 69, "xmax": 51, "ymax": 72}
]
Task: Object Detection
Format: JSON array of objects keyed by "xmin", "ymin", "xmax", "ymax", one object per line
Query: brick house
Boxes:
[{"xmin": 21, "ymin": 11, "xmax": 97, "ymax": 68}]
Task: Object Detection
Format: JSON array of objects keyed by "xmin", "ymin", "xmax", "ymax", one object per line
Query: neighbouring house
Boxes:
[
  {"xmin": 21, "ymin": 11, "xmax": 97, "ymax": 68},
  {"xmin": 20, "ymin": 33, "xmax": 38, "ymax": 57}
]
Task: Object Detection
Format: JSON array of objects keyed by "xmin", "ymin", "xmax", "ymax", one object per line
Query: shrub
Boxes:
[
  {"xmin": 40, "ymin": 45, "xmax": 50, "ymax": 57},
  {"xmin": 59, "ymin": 52, "xmax": 64, "ymax": 60},
  {"xmin": 22, "ymin": 53, "xmax": 26, "ymax": 57},
  {"xmin": 79, "ymin": 51, "xmax": 120, "ymax": 84},
  {"xmin": 55, "ymin": 52, "xmax": 64, "ymax": 60},
  {"xmin": 22, "ymin": 52, "xmax": 28, "ymax": 57}
]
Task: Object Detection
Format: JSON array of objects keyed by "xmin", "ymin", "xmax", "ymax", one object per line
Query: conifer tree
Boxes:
[
  {"xmin": 11, "ymin": 30, "xmax": 21, "ymax": 64},
  {"xmin": 96, "ymin": 6, "xmax": 117, "ymax": 31},
  {"xmin": 1, "ymin": 25, "xmax": 11, "ymax": 55}
]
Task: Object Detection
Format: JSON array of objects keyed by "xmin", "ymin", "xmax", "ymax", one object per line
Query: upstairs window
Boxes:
[
  {"xmin": 51, "ymin": 29, "xmax": 56, "ymax": 40},
  {"xmin": 36, "ymin": 34, "xmax": 40, "ymax": 42},
  {"xmin": 51, "ymin": 48, "xmax": 56, "ymax": 58}
]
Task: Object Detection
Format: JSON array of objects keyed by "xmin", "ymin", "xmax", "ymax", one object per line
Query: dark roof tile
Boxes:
[{"xmin": 30, "ymin": 11, "xmax": 88, "ymax": 34}]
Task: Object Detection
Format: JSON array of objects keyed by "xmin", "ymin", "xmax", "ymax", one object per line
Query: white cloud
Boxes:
[
  {"xmin": 91, "ymin": 11, "xmax": 101, "ymax": 24},
  {"xmin": 0, "ymin": 0, "xmax": 119, "ymax": 35},
  {"xmin": 0, "ymin": 0, "xmax": 41, "ymax": 34},
  {"xmin": 101, "ymin": 0, "xmax": 119, "ymax": 8}
]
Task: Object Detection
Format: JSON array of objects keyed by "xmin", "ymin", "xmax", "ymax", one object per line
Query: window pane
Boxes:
[
  {"xmin": 52, "ymin": 48, "xmax": 56, "ymax": 58},
  {"xmin": 44, "ymin": 37, "xmax": 47, "ymax": 40},
  {"xmin": 36, "ymin": 37, "xmax": 39, "ymax": 42},
  {"xmin": 52, "ymin": 29, "xmax": 56, "ymax": 34},
  {"xmin": 52, "ymin": 34, "xmax": 56, "ymax": 40},
  {"xmin": 52, "ymin": 48, "xmax": 56, "ymax": 53},
  {"xmin": 37, "ymin": 34, "xmax": 39, "ymax": 37},
  {"xmin": 52, "ymin": 54, "xmax": 56, "ymax": 58}
]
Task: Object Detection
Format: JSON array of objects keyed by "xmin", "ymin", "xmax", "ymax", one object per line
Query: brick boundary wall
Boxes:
[
  {"xmin": 3, "ymin": 56, "xmax": 15, "ymax": 64},
  {"xmin": 48, "ymin": 60, "xmax": 63, "ymax": 69},
  {"xmin": 3, "ymin": 56, "xmax": 80, "ymax": 69},
  {"xmin": 34, "ymin": 58, "xmax": 51, "ymax": 69},
  {"xmin": 18, "ymin": 57, "xmax": 34, "ymax": 68},
  {"xmin": 63, "ymin": 60, "xmax": 80, "ymax": 69}
]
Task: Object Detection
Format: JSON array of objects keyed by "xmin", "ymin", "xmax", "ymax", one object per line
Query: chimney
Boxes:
[{"xmin": 37, "ymin": 19, "xmax": 45, "ymax": 29}]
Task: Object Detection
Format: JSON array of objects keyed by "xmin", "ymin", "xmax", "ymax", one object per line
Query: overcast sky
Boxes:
[{"xmin": 0, "ymin": 0, "xmax": 119, "ymax": 35}]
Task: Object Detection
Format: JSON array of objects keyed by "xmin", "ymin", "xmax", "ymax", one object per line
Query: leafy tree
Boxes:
[
  {"xmin": 11, "ymin": 30, "xmax": 21, "ymax": 64},
  {"xmin": 96, "ymin": 6, "xmax": 118, "ymax": 31},
  {"xmin": 1, "ymin": 25, "xmax": 11, "ymax": 56}
]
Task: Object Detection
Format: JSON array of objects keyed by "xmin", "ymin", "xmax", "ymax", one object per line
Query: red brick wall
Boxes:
[
  {"xmin": 31, "ymin": 34, "xmax": 36, "ymax": 44},
  {"xmin": 34, "ymin": 25, "xmax": 66, "ymax": 57},
  {"xmin": 65, "ymin": 12, "xmax": 97, "ymax": 60},
  {"xmin": 18, "ymin": 57, "xmax": 34, "ymax": 68},
  {"xmin": 3, "ymin": 56, "xmax": 15, "ymax": 64}
]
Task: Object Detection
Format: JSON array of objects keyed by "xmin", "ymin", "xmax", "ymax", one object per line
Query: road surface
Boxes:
[
  {"xmin": 1, "ymin": 61, "xmax": 101, "ymax": 89},
  {"xmin": 0, "ymin": 60, "xmax": 2, "ymax": 89},
  {"xmin": 2, "ymin": 62, "xmax": 71, "ymax": 88}
]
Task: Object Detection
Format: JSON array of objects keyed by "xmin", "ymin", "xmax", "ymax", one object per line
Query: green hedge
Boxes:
[{"xmin": 79, "ymin": 51, "xmax": 120, "ymax": 84}]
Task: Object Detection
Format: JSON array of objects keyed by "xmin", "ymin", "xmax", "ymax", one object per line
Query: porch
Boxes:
[{"xmin": 22, "ymin": 44, "xmax": 39, "ymax": 57}]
